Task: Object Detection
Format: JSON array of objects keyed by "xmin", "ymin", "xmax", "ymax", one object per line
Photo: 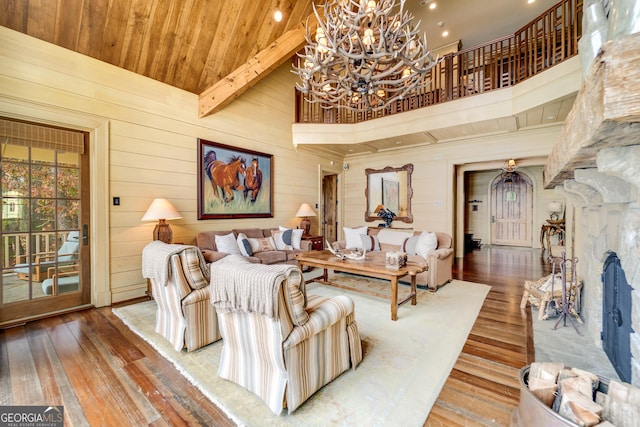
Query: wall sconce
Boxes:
[
  {"xmin": 296, "ymin": 203, "xmax": 316, "ymax": 236},
  {"xmin": 548, "ymin": 201, "xmax": 563, "ymax": 221},
  {"xmin": 141, "ymin": 198, "xmax": 183, "ymax": 244}
]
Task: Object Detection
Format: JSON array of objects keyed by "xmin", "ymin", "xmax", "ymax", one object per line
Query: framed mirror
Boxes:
[{"xmin": 365, "ymin": 163, "xmax": 413, "ymax": 224}]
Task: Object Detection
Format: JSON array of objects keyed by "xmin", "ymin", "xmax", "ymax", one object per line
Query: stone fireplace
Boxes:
[{"xmin": 544, "ymin": 32, "xmax": 640, "ymax": 386}]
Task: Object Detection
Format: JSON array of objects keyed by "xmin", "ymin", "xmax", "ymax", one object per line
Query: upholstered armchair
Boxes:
[
  {"xmin": 210, "ymin": 255, "xmax": 363, "ymax": 415},
  {"xmin": 142, "ymin": 241, "xmax": 220, "ymax": 352}
]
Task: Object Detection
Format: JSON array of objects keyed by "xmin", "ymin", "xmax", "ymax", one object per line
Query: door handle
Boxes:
[
  {"xmin": 491, "ymin": 216, "xmax": 495, "ymax": 223},
  {"xmin": 82, "ymin": 224, "xmax": 89, "ymax": 246}
]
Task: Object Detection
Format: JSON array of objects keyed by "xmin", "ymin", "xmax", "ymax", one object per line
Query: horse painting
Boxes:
[
  {"xmin": 204, "ymin": 151, "xmax": 246, "ymax": 203},
  {"xmin": 244, "ymin": 157, "xmax": 262, "ymax": 203}
]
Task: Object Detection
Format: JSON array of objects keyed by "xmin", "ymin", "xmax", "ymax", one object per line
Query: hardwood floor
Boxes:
[
  {"xmin": 425, "ymin": 246, "xmax": 552, "ymax": 426},
  {"xmin": 0, "ymin": 246, "xmax": 550, "ymax": 426}
]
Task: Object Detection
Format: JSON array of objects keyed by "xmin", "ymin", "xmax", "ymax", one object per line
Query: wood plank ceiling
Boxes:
[{"xmin": 0, "ymin": 0, "xmax": 315, "ymax": 98}]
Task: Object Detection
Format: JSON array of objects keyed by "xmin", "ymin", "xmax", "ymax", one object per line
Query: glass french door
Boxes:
[{"xmin": 0, "ymin": 118, "xmax": 90, "ymax": 325}]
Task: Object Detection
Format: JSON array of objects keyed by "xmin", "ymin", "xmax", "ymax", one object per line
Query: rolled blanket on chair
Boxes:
[
  {"xmin": 142, "ymin": 241, "xmax": 203, "ymax": 286},
  {"xmin": 211, "ymin": 256, "xmax": 299, "ymax": 318}
]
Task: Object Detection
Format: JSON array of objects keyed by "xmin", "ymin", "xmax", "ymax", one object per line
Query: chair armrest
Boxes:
[
  {"xmin": 201, "ymin": 249, "xmax": 227, "ymax": 263},
  {"xmin": 300, "ymin": 240, "xmax": 312, "ymax": 251},
  {"xmin": 48, "ymin": 264, "xmax": 79, "ymax": 279},
  {"xmin": 427, "ymin": 247, "xmax": 454, "ymax": 261},
  {"xmin": 283, "ymin": 295, "xmax": 354, "ymax": 349}
]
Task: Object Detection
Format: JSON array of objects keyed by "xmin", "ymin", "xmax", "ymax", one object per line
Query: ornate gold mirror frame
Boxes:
[{"xmin": 364, "ymin": 163, "xmax": 413, "ymax": 224}]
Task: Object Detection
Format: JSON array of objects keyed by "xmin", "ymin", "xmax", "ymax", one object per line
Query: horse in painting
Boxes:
[
  {"xmin": 244, "ymin": 157, "xmax": 262, "ymax": 203},
  {"xmin": 204, "ymin": 151, "xmax": 246, "ymax": 203}
]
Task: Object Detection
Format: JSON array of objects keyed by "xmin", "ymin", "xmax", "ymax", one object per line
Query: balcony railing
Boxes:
[{"xmin": 295, "ymin": 0, "xmax": 582, "ymax": 125}]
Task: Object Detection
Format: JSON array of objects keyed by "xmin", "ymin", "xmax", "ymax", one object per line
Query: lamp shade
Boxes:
[
  {"xmin": 142, "ymin": 198, "xmax": 183, "ymax": 221},
  {"xmin": 296, "ymin": 203, "xmax": 316, "ymax": 236},
  {"xmin": 141, "ymin": 198, "xmax": 182, "ymax": 244},
  {"xmin": 295, "ymin": 203, "xmax": 316, "ymax": 218}
]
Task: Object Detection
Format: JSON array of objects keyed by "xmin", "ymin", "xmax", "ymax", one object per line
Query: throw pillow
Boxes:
[
  {"xmin": 282, "ymin": 270, "xmax": 309, "ymax": 326},
  {"xmin": 272, "ymin": 231, "xmax": 292, "ymax": 250},
  {"xmin": 255, "ymin": 237, "xmax": 276, "ymax": 252},
  {"xmin": 179, "ymin": 248, "xmax": 209, "ymax": 290},
  {"xmin": 343, "ymin": 226, "xmax": 368, "ymax": 249},
  {"xmin": 402, "ymin": 235, "xmax": 420, "ymax": 255},
  {"xmin": 415, "ymin": 231, "xmax": 438, "ymax": 258},
  {"xmin": 215, "ymin": 232, "xmax": 241, "ymax": 255},
  {"xmin": 278, "ymin": 226, "xmax": 304, "ymax": 250},
  {"xmin": 361, "ymin": 234, "xmax": 380, "ymax": 251},
  {"xmin": 236, "ymin": 233, "xmax": 253, "ymax": 257}
]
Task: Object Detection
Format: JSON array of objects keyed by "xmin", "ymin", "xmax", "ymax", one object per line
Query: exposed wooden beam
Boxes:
[{"xmin": 198, "ymin": 15, "xmax": 317, "ymax": 118}]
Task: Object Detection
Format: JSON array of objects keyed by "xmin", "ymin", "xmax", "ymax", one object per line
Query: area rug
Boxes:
[{"xmin": 113, "ymin": 274, "xmax": 490, "ymax": 426}]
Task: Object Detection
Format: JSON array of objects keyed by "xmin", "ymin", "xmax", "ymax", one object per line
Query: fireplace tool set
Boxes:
[{"xmin": 549, "ymin": 251, "xmax": 582, "ymax": 335}]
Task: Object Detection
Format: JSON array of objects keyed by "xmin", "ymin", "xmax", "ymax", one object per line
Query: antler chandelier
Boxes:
[{"xmin": 292, "ymin": 0, "xmax": 438, "ymax": 112}]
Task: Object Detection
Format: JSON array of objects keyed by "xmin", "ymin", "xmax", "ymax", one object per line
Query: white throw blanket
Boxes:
[
  {"xmin": 210, "ymin": 255, "xmax": 298, "ymax": 318},
  {"xmin": 142, "ymin": 241, "xmax": 203, "ymax": 286}
]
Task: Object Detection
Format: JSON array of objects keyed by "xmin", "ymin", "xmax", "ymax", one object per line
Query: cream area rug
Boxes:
[{"xmin": 113, "ymin": 274, "xmax": 490, "ymax": 427}]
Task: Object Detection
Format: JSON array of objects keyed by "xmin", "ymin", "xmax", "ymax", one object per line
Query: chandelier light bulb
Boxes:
[{"xmin": 274, "ymin": 10, "xmax": 283, "ymax": 22}]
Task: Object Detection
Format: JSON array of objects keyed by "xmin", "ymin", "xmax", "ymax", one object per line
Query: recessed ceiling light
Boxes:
[
  {"xmin": 442, "ymin": 30, "xmax": 449, "ymax": 37},
  {"xmin": 429, "ymin": 2, "xmax": 437, "ymax": 10},
  {"xmin": 274, "ymin": 10, "xmax": 283, "ymax": 22},
  {"xmin": 528, "ymin": 0, "xmax": 535, "ymax": 4}
]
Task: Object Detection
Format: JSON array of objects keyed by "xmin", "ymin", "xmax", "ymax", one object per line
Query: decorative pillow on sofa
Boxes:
[
  {"xmin": 215, "ymin": 232, "xmax": 241, "ymax": 255},
  {"xmin": 255, "ymin": 237, "xmax": 277, "ymax": 252},
  {"xmin": 403, "ymin": 235, "xmax": 420, "ymax": 255},
  {"xmin": 343, "ymin": 226, "xmax": 368, "ymax": 249},
  {"xmin": 361, "ymin": 234, "xmax": 380, "ymax": 251},
  {"xmin": 415, "ymin": 231, "xmax": 438, "ymax": 258},
  {"xmin": 275, "ymin": 226, "xmax": 303, "ymax": 250},
  {"xmin": 236, "ymin": 233, "xmax": 254, "ymax": 257}
]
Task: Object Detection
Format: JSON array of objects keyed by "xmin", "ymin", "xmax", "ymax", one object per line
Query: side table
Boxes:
[{"xmin": 302, "ymin": 235, "xmax": 323, "ymax": 250}]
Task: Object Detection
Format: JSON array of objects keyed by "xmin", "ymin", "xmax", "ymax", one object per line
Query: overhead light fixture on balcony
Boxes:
[
  {"xmin": 501, "ymin": 158, "xmax": 518, "ymax": 183},
  {"xmin": 292, "ymin": 0, "xmax": 439, "ymax": 112}
]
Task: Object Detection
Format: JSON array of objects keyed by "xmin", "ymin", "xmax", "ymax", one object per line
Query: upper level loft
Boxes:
[{"xmin": 294, "ymin": 0, "xmax": 583, "ymax": 127}]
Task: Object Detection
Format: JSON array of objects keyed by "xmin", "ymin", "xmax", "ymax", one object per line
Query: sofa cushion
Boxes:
[
  {"xmin": 403, "ymin": 235, "xmax": 419, "ymax": 255},
  {"xmin": 361, "ymin": 234, "xmax": 380, "ymax": 251},
  {"xmin": 215, "ymin": 232, "xmax": 241, "ymax": 255},
  {"xmin": 344, "ymin": 226, "xmax": 368, "ymax": 249},
  {"xmin": 179, "ymin": 247, "xmax": 210, "ymax": 290},
  {"xmin": 196, "ymin": 230, "xmax": 234, "ymax": 251},
  {"xmin": 233, "ymin": 228, "xmax": 266, "ymax": 239},
  {"xmin": 253, "ymin": 250, "xmax": 287, "ymax": 264}
]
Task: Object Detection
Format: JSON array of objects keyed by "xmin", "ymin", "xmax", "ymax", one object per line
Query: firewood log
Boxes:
[
  {"xmin": 559, "ymin": 390, "xmax": 603, "ymax": 426},
  {"xmin": 529, "ymin": 362, "xmax": 565, "ymax": 383},
  {"xmin": 528, "ymin": 377, "xmax": 558, "ymax": 407}
]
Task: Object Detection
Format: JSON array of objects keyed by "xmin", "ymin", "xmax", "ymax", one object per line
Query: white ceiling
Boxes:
[{"xmin": 407, "ymin": 0, "xmax": 562, "ymax": 52}]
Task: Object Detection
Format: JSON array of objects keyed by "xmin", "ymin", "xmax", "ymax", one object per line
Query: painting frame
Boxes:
[
  {"xmin": 197, "ymin": 138, "xmax": 274, "ymax": 219},
  {"xmin": 382, "ymin": 178, "xmax": 400, "ymax": 212}
]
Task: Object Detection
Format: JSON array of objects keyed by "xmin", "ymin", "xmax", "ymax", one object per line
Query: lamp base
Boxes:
[
  {"xmin": 153, "ymin": 219, "xmax": 173, "ymax": 244},
  {"xmin": 300, "ymin": 217, "xmax": 311, "ymax": 236}
]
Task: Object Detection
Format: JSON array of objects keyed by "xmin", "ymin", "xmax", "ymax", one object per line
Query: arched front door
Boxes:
[{"xmin": 490, "ymin": 171, "xmax": 533, "ymax": 247}]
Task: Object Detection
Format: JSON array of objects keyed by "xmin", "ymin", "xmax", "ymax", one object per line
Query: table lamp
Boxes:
[
  {"xmin": 142, "ymin": 198, "xmax": 183, "ymax": 244},
  {"xmin": 296, "ymin": 203, "xmax": 316, "ymax": 236}
]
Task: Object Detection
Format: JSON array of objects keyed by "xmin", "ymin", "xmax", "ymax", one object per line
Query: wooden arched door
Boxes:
[{"xmin": 490, "ymin": 171, "xmax": 533, "ymax": 246}]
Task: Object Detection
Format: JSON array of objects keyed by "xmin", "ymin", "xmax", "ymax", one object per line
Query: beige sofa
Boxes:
[
  {"xmin": 196, "ymin": 228, "xmax": 311, "ymax": 265},
  {"xmin": 333, "ymin": 227, "xmax": 454, "ymax": 290}
]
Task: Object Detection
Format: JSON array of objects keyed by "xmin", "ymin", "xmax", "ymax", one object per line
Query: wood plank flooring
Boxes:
[{"xmin": 1, "ymin": 246, "xmax": 550, "ymax": 426}]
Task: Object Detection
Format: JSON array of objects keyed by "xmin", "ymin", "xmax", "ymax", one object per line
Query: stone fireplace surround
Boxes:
[{"xmin": 544, "ymin": 32, "xmax": 640, "ymax": 387}]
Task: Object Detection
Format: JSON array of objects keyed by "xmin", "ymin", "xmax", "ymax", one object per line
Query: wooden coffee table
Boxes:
[{"xmin": 296, "ymin": 250, "xmax": 427, "ymax": 321}]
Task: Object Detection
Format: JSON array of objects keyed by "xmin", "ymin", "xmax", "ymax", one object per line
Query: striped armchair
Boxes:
[
  {"xmin": 142, "ymin": 241, "xmax": 221, "ymax": 352},
  {"xmin": 211, "ymin": 256, "xmax": 363, "ymax": 415}
]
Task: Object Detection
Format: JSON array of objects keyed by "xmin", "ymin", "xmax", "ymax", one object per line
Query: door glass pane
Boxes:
[{"xmin": 1, "ymin": 142, "xmax": 82, "ymax": 304}]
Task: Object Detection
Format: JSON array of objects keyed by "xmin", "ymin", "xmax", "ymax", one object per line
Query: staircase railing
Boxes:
[{"xmin": 294, "ymin": 0, "xmax": 582, "ymax": 125}]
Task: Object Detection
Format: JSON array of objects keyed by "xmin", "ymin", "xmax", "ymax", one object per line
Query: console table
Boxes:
[{"xmin": 540, "ymin": 220, "xmax": 565, "ymax": 253}]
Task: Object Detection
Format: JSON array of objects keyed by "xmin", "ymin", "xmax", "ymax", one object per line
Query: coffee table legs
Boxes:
[{"xmin": 391, "ymin": 277, "xmax": 398, "ymax": 321}]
